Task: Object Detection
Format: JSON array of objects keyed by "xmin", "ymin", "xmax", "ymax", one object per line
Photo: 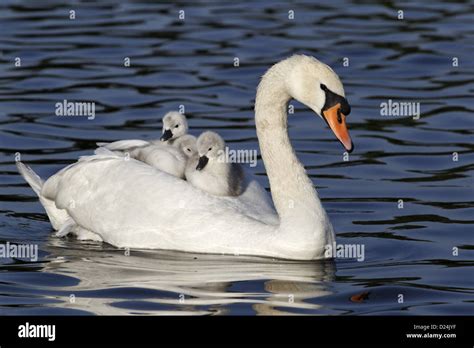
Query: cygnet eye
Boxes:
[
  {"xmin": 187, "ymin": 148, "xmax": 191, "ymax": 152},
  {"xmin": 175, "ymin": 124, "xmax": 179, "ymax": 128},
  {"xmin": 208, "ymin": 147, "xmax": 212, "ymax": 151}
]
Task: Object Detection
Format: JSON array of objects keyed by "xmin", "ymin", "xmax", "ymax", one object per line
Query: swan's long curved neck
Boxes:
[{"xmin": 255, "ymin": 64, "xmax": 330, "ymax": 236}]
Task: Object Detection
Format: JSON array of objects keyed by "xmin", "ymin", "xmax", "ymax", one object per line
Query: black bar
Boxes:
[{"xmin": 0, "ymin": 316, "xmax": 472, "ymax": 346}]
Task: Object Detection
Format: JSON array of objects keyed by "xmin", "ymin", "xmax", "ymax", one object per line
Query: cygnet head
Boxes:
[
  {"xmin": 160, "ymin": 111, "xmax": 188, "ymax": 142},
  {"xmin": 262, "ymin": 55, "xmax": 353, "ymax": 152},
  {"xmin": 176, "ymin": 134, "xmax": 197, "ymax": 158},
  {"xmin": 195, "ymin": 131, "xmax": 225, "ymax": 171}
]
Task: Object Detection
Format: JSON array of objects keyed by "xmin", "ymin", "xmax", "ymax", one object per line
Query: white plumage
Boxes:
[{"xmin": 17, "ymin": 55, "xmax": 350, "ymax": 260}]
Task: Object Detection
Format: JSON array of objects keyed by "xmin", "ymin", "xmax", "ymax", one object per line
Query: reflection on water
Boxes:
[
  {"xmin": 0, "ymin": 1, "xmax": 473, "ymax": 315},
  {"xmin": 1, "ymin": 239, "xmax": 336, "ymax": 315}
]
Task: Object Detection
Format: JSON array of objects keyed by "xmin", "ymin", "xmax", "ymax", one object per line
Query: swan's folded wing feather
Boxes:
[
  {"xmin": 227, "ymin": 179, "xmax": 278, "ymax": 226},
  {"xmin": 99, "ymin": 139, "xmax": 151, "ymax": 151},
  {"xmin": 93, "ymin": 147, "xmax": 126, "ymax": 157}
]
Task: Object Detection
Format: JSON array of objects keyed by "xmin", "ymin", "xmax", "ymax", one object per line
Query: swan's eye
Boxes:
[
  {"xmin": 320, "ymin": 83, "xmax": 328, "ymax": 91},
  {"xmin": 341, "ymin": 100, "xmax": 351, "ymax": 116},
  {"xmin": 175, "ymin": 125, "xmax": 179, "ymax": 128}
]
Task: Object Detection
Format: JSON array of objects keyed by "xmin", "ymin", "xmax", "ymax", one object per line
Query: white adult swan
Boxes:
[{"xmin": 17, "ymin": 55, "xmax": 353, "ymax": 260}]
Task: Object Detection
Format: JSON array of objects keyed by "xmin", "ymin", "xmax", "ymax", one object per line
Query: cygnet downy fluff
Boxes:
[{"xmin": 185, "ymin": 131, "xmax": 243, "ymax": 196}]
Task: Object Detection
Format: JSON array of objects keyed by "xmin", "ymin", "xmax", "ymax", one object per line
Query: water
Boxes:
[{"xmin": 0, "ymin": 1, "xmax": 473, "ymax": 315}]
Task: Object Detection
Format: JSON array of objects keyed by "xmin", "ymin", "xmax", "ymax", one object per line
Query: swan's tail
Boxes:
[
  {"xmin": 16, "ymin": 161, "xmax": 43, "ymax": 196},
  {"xmin": 16, "ymin": 161, "xmax": 71, "ymax": 231}
]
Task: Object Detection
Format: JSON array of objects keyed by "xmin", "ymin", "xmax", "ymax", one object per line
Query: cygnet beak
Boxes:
[
  {"xmin": 160, "ymin": 129, "xmax": 173, "ymax": 142},
  {"xmin": 196, "ymin": 156, "xmax": 209, "ymax": 171}
]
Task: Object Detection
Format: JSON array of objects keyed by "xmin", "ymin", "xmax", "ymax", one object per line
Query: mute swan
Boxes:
[
  {"xmin": 96, "ymin": 111, "xmax": 189, "ymax": 151},
  {"xmin": 186, "ymin": 131, "xmax": 244, "ymax": 196},
  {"xmin": 17, "ymin": 55, "xmax": 353, "ymax": 260}
]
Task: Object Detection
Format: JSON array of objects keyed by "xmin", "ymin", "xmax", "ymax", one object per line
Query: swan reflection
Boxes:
[{"xmin": 45, "ymin": 241, "xmax": 336, "ymax": 315}]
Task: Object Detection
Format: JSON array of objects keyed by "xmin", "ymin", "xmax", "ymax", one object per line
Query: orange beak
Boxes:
[{"xmin": 322, "ymin": 103, "xmax": 353, "ymax": 152}]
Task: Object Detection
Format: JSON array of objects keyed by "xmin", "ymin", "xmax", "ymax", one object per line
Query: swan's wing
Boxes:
[
  {"xmin": 44, "ymin": 155, "xmax": 277, "ymax": 254},
  {"xmin": 93, "ymin": 147, "xmax": 124, "ymax": 157},
  {"xmin": 98, "ymin": 139, "xmax": 151, "ymax": 151},
  {"xmin": 230, "ymin": 178, "xmax": 278, "ymax": 225}
]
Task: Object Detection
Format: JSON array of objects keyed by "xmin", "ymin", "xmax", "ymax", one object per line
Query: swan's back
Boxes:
[{"xmin": 43, "ymin": 154, "xmax": 278, "ymax": 251}]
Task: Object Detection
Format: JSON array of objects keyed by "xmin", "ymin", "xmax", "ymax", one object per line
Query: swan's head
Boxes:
[
  {"xmin": 160, "ymin": 111, "xmax": 188, "ymax": 142},
  {"xmin": 195, "ymin": 131, "xmax": 225, "ymax": 171},
  {"xmin": 285, "ymin": 55, "xmax": 353, "ymax": 152},
  {"xmin": 177, "ymin": 134, "xmax": 197, "ymax": 158}
]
